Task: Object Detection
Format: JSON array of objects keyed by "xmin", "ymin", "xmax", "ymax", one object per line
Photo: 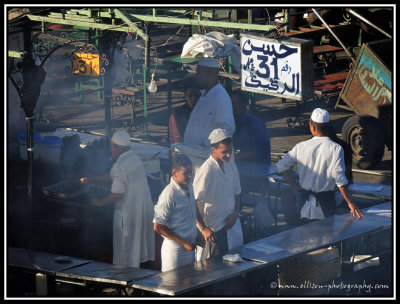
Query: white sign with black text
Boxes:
[{"xmin": 241, "ymin": 35, "xmax": 308, "ymax": 100}]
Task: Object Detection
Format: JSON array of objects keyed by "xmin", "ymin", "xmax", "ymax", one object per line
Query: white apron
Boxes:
[{"xmin": 161, "ymin": 239, "xmax": 195, "ymax": 272}]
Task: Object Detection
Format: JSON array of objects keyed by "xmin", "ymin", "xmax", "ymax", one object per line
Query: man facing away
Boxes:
[{"xmin": 276, "ymin": 108, "xmax": 364, "ymax": 226}]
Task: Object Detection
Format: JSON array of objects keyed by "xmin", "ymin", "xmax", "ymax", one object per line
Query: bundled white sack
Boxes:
[{"xmin": 181, "ymin": 31, "xmax": 240, "ymax": 73}]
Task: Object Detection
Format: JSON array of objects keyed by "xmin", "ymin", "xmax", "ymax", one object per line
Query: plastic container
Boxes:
[
  {"xmin": 40, "ymin": 136, "xmax": 63, "ymax": 164},
  {"xmin": 18, "ymin": 132, "xmax": 41, "ymax": 161}
]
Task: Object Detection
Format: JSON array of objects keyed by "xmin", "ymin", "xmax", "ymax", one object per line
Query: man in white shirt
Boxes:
[
  {"xmin": 276, "ymin": 108, "xmax": 364, "ymax": 226},
  {"xmin": 194, "ymin": 128, "xmax": 243, "ymax": 257},
  {"xmin": 183, "ymin": 58, "xmax": 235, "ymax": 147},
  {"xmin": 82, "ymin": 130, "xmax": 155, "ymax": 268},
  {"xmin": 153, "ymin": 153, "xmax": 203, "ymax": 272}
]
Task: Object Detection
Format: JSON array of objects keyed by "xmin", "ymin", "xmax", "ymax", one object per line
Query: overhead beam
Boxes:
[
  {"xmin": 128, "ymin": 13, "xmax": 278, "ymax": 31},
  {"xmin": 113, "ymin": 9, "xmax": 148, "ymax": 41},
  {"xmin": 26, "ymin": 14, "xmax": 133, "ymax": 34}
]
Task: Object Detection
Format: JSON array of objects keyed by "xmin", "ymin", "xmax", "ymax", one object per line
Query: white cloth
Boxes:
[
  {"xmin": 227, "ymin": 217, "xmax": 243, "ymax": 250},
  {"xmin": 193, "ymin": 155, "xmax": 241, "ymax": 233},
  {"xmin": 183, "ymin": 83, "xmax": 235, "ymax": 147},
  {"xmin": 300, "ymin": 194, "xmax": 325, "ymax": 220},
  {"xmin": 223, "ymin": 253, "xmax": 244, "ymax": 263},
  {"xmin": 154, "ymin": 177, "xmax": 198, "ymax": 243},
  {"xmin": 111, "ymin": 150, "xmax": 155, "ymax": 268},
  {"xmin": 276, "ymin": 136, "xmax": 348, "ymax": 192},
  {"xmin": 161, "ymin": 239, "xmax": 195, "ymax": 272}
]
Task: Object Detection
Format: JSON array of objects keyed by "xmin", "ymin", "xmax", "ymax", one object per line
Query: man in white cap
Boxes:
[
  {"xmin": 276, "ymin": 108, "xmax": 364, "ymax": 225},
  {"xmin": 81, "ymin": 130, "xmax": 155, "ymax": 268},
  {"xmin": 183, "ymin": 57, "xmax": 235, "ymax": 147},
  {"xmin": 193, "ymin": 128, "xmax": 243, "ymax": 258}
]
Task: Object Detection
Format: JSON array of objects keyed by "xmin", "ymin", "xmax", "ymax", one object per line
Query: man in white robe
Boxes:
[
  {"xmin": 193, "ymin": 128, "xmax": 243, "ymax": 257},
  {"xmin": 183, "ymin": 58, "xmax": 235, "ymax": 147},
  {"xmin": 82, "ymin": 130, "xmax": 155, "ymax": 268}
]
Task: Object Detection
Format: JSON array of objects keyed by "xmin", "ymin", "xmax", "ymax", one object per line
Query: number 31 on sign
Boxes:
[{"xmin": 72, "ymin": 53, "xmax": 100, "ymax": 76}]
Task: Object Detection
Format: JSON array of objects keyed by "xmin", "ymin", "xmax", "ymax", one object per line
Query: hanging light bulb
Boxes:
[
  {"xmin": 35, "ymin": 55, "xmax": 41, "ymax": 66},
  {"xmin": 148, "ymin": 73, "xmax": 157, "ymax": 93}
]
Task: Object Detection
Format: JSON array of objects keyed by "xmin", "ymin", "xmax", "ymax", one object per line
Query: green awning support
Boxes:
[{"xmin": 128, "ymin": 13, "xmax": 278, "ymax": 31}]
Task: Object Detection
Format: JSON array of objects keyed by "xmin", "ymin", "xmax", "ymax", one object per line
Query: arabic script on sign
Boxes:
[
  {"xmin": 73, "ymin": 53, "xmax": 100, "ymax": 76},
  {"xmin": 241, "ymin": 37, "xmax": 301, "ymax": 99}
]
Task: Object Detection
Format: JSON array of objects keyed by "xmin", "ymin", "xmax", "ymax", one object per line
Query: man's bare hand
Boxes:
[
  {"xmin": 348, "ymin": 202, "xmax": 365, "ymax": 220},
  {"xmin": 201, "ymin": 227, "xmax": 216, "ymax": 242},
  {"xmin": 183, "ymin": 240, "xmax": 196, "ymax": 251}
]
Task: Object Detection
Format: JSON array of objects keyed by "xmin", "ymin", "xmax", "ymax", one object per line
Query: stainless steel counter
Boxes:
[
  {"xmin": 56, "ymin": 261, "xmax": 159, "ymax": 286},
  {"xmin": 129, "ymin": 202, "xmax": 392, "ymax": 296},
  {"xmin": 240, "ymin": 202, "xmax": 392, "ymax": 263},
  {"xmin": 8, "ymin": 247, "xmax": 93, "ymax": 275},
  {"xmin": 130, "ymin": 256, "xmax": 265, "ymax": 296}
]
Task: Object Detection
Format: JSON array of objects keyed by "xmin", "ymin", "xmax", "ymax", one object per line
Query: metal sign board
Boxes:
[
  {"xmin": 338, "ymin": 42, "xmax": 392, "ymax": 118},
  {"xmin": 73, "ymin": 52, "xmax": 100, "ymax": 76},
  {"xmin": 240, "ymin": 34, "xmax": 314, "ymax": 101}
]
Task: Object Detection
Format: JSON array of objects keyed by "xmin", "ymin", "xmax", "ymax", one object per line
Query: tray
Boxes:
[{"xmin": 42, "ymin": 180, "xmax": 91, "ymax": 200}]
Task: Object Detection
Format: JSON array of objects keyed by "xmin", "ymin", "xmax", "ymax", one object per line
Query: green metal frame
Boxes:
[{"xmin": 18, "ymin": 8, "xmax": 283, "ymax": 136}]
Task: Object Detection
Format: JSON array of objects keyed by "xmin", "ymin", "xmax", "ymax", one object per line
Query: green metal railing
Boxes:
[{"xmin": 24, "ymin": 8, "xmax": 285, "ymax": 135}]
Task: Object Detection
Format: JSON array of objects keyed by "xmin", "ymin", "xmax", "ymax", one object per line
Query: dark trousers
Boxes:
[
  {"xmin": 281, "ymin": 188, "xmax": 337, "ymax": 227},
  {"xmin": 299, "ymin": 189, "xmax": 337, "ymax": 218},
  {"xmin": 210, "ymin": 229, "xmax": 229, "ymax": 256}
]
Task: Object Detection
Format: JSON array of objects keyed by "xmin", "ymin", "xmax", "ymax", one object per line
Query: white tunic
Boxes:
[
  {"xmin": 183, "ymin": 83, "xmax": 235, "ymax": 147},
  {"xmin": 154, "ymin": 177, "xmax": 197, "ymax": 272},
  {"xmin": 276, "ymin": 136, "xmax": 348, "ymax": 192},
  {"xmin": 193, "ymin": 155, "xmax": 243, "ymax": 251},
  {"xmin": 111, "ymin": 150, "xmax": 155, "ymax": 268}
]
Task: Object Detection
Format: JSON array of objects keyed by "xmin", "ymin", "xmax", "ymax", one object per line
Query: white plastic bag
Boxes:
[
  {"xmin": 300, "ymin": 194, "xmax": 325, "ymax": 220},
  {"xmin": 181, "ymin": 31, "xmax": 241, "ymax": 73}
]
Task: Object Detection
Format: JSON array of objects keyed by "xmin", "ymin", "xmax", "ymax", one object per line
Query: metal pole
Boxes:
[
  {"xmin": 347, "ymin": 8, "xmax": 392, "ymax": 39},
  {"xmin": 311, "ymin": 8, "xmax": 355, "ymax": 63},
  {"xmin": 26, "ymin": 116, "xmax": 34, "ymax": 203}
]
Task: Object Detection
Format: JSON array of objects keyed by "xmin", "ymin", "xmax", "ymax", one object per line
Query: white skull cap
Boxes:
[
  {"xmin": 208, "ymin": 128, "xmax": 230, "ymax": 145},
  {"xmin": 111, "ymin": 130, "xmax": 131, "ymax": 146},
  {"xmin": 311, "ymin": 108, "xmax": 330, "ymax": 123},
  {"xmin": 198, "ymin": 57, "xmax": 219, "ymax": 68}
]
